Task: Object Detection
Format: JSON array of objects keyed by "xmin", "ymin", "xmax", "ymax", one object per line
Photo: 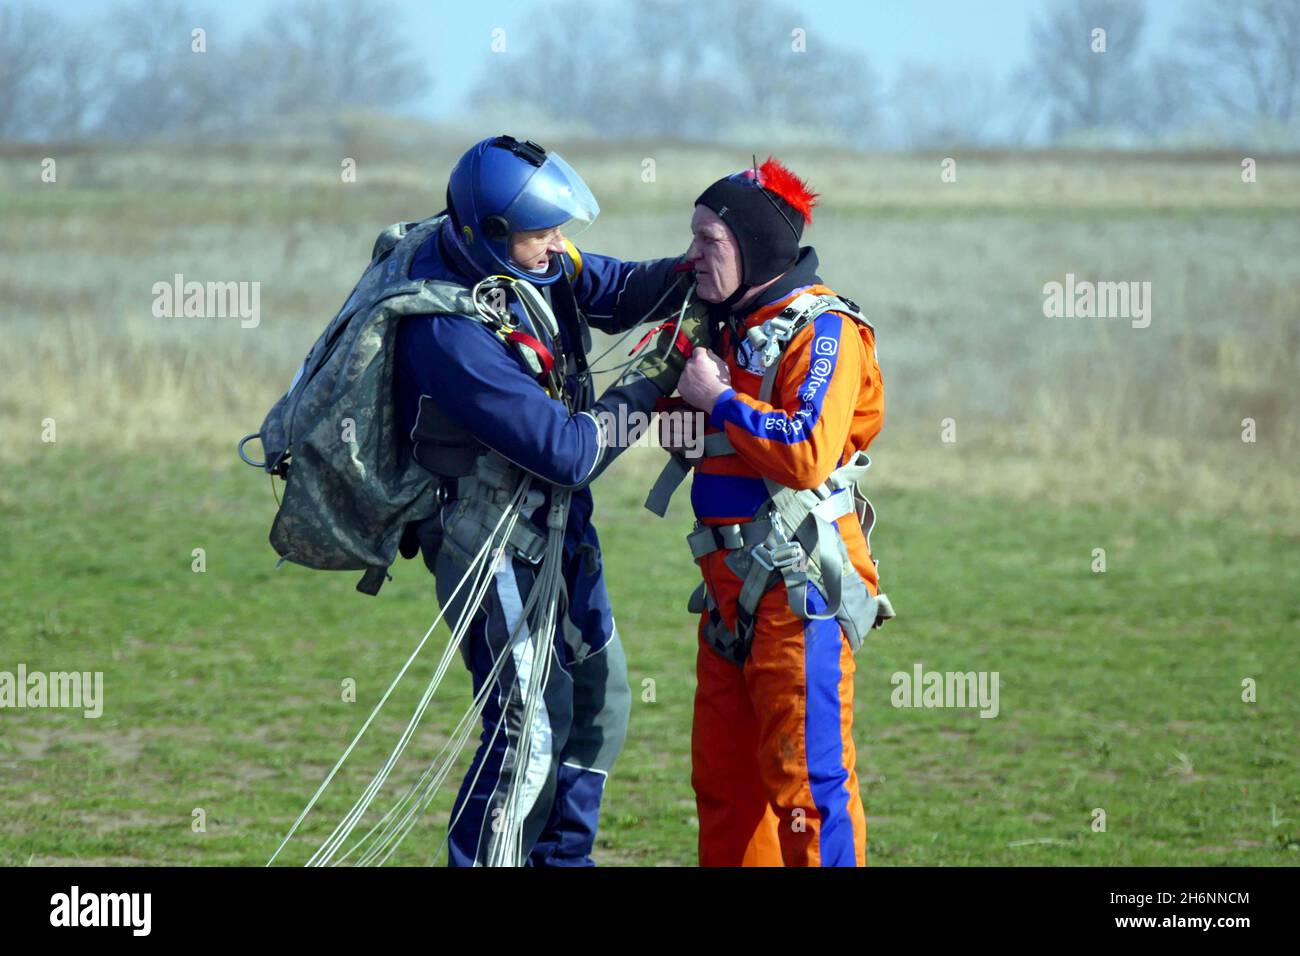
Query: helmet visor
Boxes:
[{"xmin": 502, "ymin": 151, "xmax": 600, "ymax": 241}]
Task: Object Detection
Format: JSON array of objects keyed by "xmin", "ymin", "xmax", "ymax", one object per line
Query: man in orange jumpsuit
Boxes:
[{"xmin": 658, "ymin": 158, "xmax": 892, "ymax": 867}]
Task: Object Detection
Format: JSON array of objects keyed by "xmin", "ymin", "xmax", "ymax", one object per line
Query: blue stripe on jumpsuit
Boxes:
[
  {"xmin": 802, "ymin": 583, "xmax": 857, "ymax": 866},
  {"xmin": 710, "ymin": 311, "xmax": 843, "ymax": 443}
]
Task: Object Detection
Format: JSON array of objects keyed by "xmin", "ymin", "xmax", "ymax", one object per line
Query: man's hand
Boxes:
[{"xmin": 678, "ymin": 347, "xmax": 732, "ymax": 412}]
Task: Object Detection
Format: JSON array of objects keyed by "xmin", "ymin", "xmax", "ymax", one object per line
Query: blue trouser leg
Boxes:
[
  {"xmin": 433, "ymin": 519, "xmax": 630, "ymax": 867},
  {"xmin": 528, "ymin": 532, "xmax": 631, "ymax": 866},
  {"xmin": 527, "ymin": 636, "xmax": 630, "ymax": 866},
  {"xmin": 437, "ymin": 548, "xmax": 575, "ymax": 866}
]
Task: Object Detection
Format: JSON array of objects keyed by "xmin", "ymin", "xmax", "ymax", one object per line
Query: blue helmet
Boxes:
[{"xmin": 445, "ymin": 135, "xmax": 600, "ymax": 285}]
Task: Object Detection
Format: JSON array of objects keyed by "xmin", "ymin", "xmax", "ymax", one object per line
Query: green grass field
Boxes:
[{"xmin": 1, "ymin": 446, "xmax": 1295, "ymax": 866}]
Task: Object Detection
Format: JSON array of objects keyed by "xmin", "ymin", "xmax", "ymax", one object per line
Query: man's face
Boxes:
[
  {"xmin": 685, "ymin": 205, "xmax": 742, "ymax": 303},
  {"xmin": 509, "ymin": 225, "xmax": 567, "ymax": 274}
]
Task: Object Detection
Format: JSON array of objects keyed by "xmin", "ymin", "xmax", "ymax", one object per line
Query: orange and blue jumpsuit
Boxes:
[{"xmin": 688, "ymin": 250, "xmax": 884, "ymax": 867}]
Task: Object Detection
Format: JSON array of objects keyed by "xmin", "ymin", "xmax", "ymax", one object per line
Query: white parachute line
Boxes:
[
  {"xmin": 332, "ymin": 580, "xmax": 499, "ymax": 868},
  {"xmin": 307, "ymin": 486, "xmax": 531, "ymax": 866},
  {"xmin": 307, "ymin": 534, "xmax": 504, "ymax": 866},
  {"xmin": 372, "ymin": 541, "xmax": 560, "ymax": 866},
  {"xmin": 490, "ymin": 618, "xmax": 551, "ymax": 864},
  {"xmin": 424, "ymin": 636, "xmax": 529, "ymax": 865},
  {"xmin": 340, "ymin": 507, "xmax": 554, "ymax": 866},
  {"xmin": 584, "ymin": 328, "xmax": 653, "ymax": 377},
  {"xmin": 489, "ymin": 552, "xmax": 555, "ymax": 865},
  {"xmin": 604, "ymin": 282, "xmax": 696, "ymax": 389},
  {"xmin": 267, "ymin": 481, "xmax": 527, "ymax": 866},
  {"xmin": 338, "ymin": 627, "xmax": 488, "ymax": 865},
  {"xmin": 317, "ymin": 523, "xmax": 510, "ymax": 866},
  {"xmin": 585, "ymin": 276, "xmax": 696, "ymax": 376},
  {"xmin": 432, "ymin": 527, "xmax": 566, "ymax": 867},
  {"xmin": 349, "ymin": 601, "xmax": 522, "ymax": 867},
  {"xmin": 339, "ymin": 488, "xmax": 570, "ymax": 868},
  {"xmin": 487, "ymin": 509, "xmax": 567, "ymax": 867},
  {"xmin": 366, "ymin": 642, "xmax": 517, "ymax": 868}
]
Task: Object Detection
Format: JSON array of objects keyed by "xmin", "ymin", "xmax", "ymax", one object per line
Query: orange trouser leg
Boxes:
[
  {"xmin": 691, "ymin": 622, "xmax": 783, "ymax": 866},
  {"xmin": 744, "ymin": 581, "xmax": 867, "ymax": 867},
  {"xmin": 692, "ymin": 552, "xmax": 867, "ymax": 867}
]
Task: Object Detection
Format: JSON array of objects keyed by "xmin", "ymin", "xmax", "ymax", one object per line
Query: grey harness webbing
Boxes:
[
  {"xmin": 644, "ymin": 431, "xmax": 736, "ymax": 517},
  {"xmin": 648, "ymin": 292, "xmax": 894, "ymax": 664},
  {"xmin": 442, "ymin": 451, "xmax": 548, "ymax": 566},
  {"xmin": 687, "ymin": 451, "xmax": 893, "ymax": 665}
]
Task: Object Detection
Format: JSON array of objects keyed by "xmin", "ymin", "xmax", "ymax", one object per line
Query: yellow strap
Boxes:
[{"xmin": 563, "ymin": 239, "xmax": 584, "ymax": 280}]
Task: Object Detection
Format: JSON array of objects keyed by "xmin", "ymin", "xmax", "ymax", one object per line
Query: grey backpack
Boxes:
[{"xmin": 239, "ymin": 215, "xmax": 475, "ymax": 595}]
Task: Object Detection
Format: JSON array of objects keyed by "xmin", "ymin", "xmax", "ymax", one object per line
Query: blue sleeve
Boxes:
[
  {"xmin": 567, "ymin": 248, "xmax": 688, "ymax": 334},
  {"xmin": 396, "ymin": 314, "xmax": 604, "ymax": 487}
]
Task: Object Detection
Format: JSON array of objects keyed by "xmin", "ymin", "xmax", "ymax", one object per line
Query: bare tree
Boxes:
[
  {"xmin": 1130, "ymin": 53, "xmax": 1202, "ymax": 138},
  {"xmin": 94, "ymin": 0, "xmax": 225, "ymax": 138},
  {"xmin": 889, "ymin": 60, "xmax": 1000, "ymax": 150},
  {"xmin": 87, "ymin": 0, "xmax": 430, "ymax": 140},
  {"xmin": 1182, "ymin": 0, "xmax": 1300, "ymax": 124},
  {"xmin": 468, "ymin": 0, "xmax": 877, "ymax": 147},
  {"xmin": 250, "ymin": 0, "xmax": 432, "ymax": 115},
  {"xmin": 1016, "ymin": 0, "xmax": 1148, "ymax": 140},
  {"xmin": 0, "ymin": 4, "xmax": 76, "ymax": 139}
]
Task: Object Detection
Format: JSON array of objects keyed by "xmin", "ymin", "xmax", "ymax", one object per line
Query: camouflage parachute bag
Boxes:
[{"xmin": 238, "ymin": 215, "xmax": 474, "ymax": 595}]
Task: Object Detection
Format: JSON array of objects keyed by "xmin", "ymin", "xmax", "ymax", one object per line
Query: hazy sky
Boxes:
[{"xmin": 61, "ymin": 0, "xmax": 1189, "ymax": 122}]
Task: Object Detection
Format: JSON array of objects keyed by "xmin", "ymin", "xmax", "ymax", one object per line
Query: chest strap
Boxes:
[
  {"xmin": 644, "ymin": 292, "xmax": 872, "ymax": 517},
  {"xmin": 685, "ymin": 451, "xmax": 896, "ymax": 665}
]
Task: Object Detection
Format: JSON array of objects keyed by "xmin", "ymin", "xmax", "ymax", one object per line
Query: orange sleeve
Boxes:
[{"xmin": 709, "ymin": 310, "xmax": 863, "ymax": 489}]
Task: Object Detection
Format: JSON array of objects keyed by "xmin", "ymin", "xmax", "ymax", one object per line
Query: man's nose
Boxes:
[{"xmin": 546, "ymin": 233, "xmax": 567, "ymax": 254}]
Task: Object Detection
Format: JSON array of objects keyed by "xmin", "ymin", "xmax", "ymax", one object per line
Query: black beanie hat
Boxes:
[{"xmin": 695, "ymin": 157, "xmax": 819, "ymax": 293}]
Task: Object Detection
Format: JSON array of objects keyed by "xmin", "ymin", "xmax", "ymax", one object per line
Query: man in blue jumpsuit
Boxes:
[{"xmin": 392, "ymin": 136, "xmax": 701, "ymax": 866}]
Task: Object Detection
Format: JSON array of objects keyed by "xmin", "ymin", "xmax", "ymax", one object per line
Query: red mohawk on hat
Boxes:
[{"xmin": 756, "ymin": 156, "xmax": 819, "ymax": 225}]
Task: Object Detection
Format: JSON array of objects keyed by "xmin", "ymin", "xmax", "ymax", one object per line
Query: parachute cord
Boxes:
[
  {"xmin": 305, "ymin": 483, "xmax": 532, "ymax": 867},
  {"xmin": 583, "ymin": 279, "xmax": 696, "ymax": 380},
  {"xmin": 607, "ymin": 283, "xmax": 696, "ymax": 390},
  {"xmin": 371, "ymin": 502, "xmax": 568, "ymax": 867},
  {"xmin": 353, "ymin": 519, "xmax": 560, "ymax": 866},
  {"xmin": 486, "ymin": 490, "xmax": 569, "ymax": 866},
  {"xmin": 342, "ymin": 537, "xmax": 545, "ymax": 866},
  {"xmin": 267, "ymin": 479, "xmax": 530, "ymax": 866},
  {"xmin": 317, "ymin": 544, "xmax": 503, "ymax": 866}
]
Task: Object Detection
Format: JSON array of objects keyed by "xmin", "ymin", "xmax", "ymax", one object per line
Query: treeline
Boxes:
[
  {"xmin": 2, "ymin": 0, "xmax": 1297, "ymax": 149},
  {"xmin": 0, "ymin": 0, "xmax": 429, "ymax": 140}
]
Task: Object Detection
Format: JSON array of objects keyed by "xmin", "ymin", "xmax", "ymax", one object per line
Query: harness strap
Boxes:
[
  {"xmin": 687, "ymin": 519, "xmax": 768, "ymax": 559},
  {"xmin": 686, "ymin": 451, "xmax": 893, "ymax": 665},
  {"xmin": 643, "ymin": 430, "xmax": 738, "ymax": 517},
  {"xmin": 446, "ymin": 452, "xmax": 548, "ymax": 565},
  {"xmin": 645, "ymin": 292, "xmax": 870, "ymax": 516},
  {"xmin": 644, "ymin": 456, "xmax": 690, "ymax": 519}
]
